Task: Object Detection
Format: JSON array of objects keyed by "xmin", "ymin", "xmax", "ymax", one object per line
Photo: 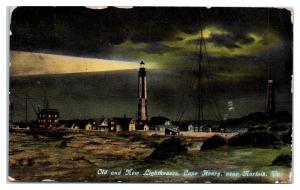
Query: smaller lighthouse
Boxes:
[
  {"xmin": 265, "ymin": 79, "xmax": 275, "ymax": 115},
  {"xmin": 137, "ymin": 61, "xmax": 148, "ymax": 129}
]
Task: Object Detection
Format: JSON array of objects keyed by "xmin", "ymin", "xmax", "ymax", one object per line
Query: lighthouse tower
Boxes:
[
  {"xmin": 137, "ymin": 61, "xmax": 148, "ymax": 129},
  {"xmin": 265, "ymin": 79, "xmax": 275, "ymax": 115}
]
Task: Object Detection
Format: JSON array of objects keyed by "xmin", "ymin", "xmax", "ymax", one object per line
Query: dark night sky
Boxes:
[{"xmin": 9, "ymin": 7, "xmax": 293, "ymax": 121}]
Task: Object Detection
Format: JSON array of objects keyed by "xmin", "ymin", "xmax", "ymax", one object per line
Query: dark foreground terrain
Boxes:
[{"xmin": 9, "ymin": 130, "xmax": 291, "ymax": 183}]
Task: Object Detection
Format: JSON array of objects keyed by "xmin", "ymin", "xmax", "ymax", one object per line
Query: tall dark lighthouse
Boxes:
[
  {"xmin": 137, "ymin": 61, "xmax": 148, "ymax": 129},
  {"xmin": 265, "ymin": 79, "xmax": 275, "ymax": 115}
]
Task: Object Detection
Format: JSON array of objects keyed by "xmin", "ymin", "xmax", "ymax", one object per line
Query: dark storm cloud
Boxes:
[
  {"xmin": 10, "ymin": 7, "xmax": 292, "ymax": 55},
  {"xmin": 10, "ymin": 7, "xmax": 128, "ymax": 53},
  {"xmin": 210, "ymin": 35, "xmax": 241, "ymax": 49},
  {"xmin": 10, "ymin": 6, "xmax": 197, "ymax": 53},
  {"xmin": 140, "ymin": 42, "xmax": 181, "ymax": 54},
  {"xmin": 188, "ymin": 31, "xmax": 255, "ymax": 49}
]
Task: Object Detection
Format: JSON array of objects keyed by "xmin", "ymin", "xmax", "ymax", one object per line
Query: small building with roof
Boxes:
[{"xmin": 97, "ymin": 118, "xmax": 110, "ymax": 132}]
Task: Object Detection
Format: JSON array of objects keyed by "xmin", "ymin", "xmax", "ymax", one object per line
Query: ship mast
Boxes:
[{"xmin": 198, "ymin": 26, "xmax": 204, "ymax": 131}]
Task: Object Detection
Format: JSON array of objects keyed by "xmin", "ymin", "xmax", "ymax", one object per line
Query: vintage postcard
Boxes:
[{"xmin": 8, "ymin": 6, "xmax": 293, "ymax": 183}]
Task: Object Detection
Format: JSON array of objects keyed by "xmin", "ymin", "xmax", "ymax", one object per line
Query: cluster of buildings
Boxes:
[
  {"xmin": 58, "ymin": 115, "xmax": 179, "ymax": 134},
  {"xmin": 61, "ymin": 116, "xmax": 135, "ymax": 132}
]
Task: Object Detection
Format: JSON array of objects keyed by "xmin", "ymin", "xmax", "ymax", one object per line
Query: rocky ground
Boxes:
[
  {"xmin": 9, "ymin": 132, "xmax": 158, "ymax": 182},
  {"xmin": 9, "ymin": 131, "xmax": 291, "ymax": 183}
]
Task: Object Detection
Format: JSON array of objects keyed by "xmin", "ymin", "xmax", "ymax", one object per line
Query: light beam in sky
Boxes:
[{"xmin": 10, "ymin": 51, "xmax": 159, "ymax": 76}]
